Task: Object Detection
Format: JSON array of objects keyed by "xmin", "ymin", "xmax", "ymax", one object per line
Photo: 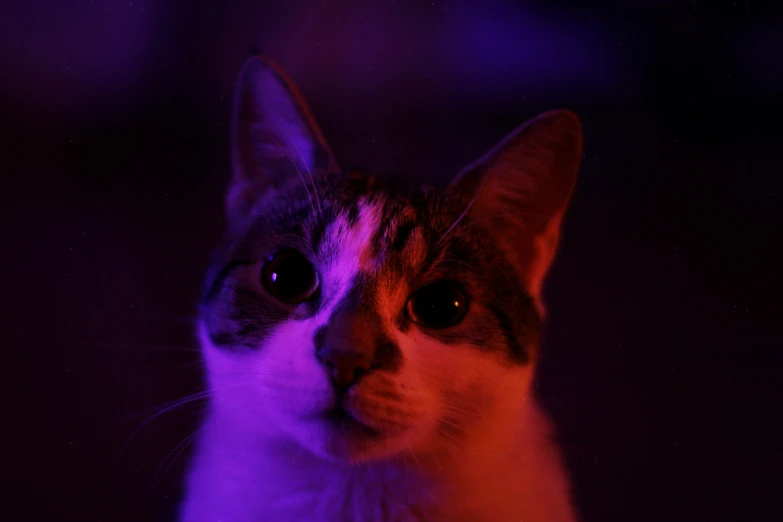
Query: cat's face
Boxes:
[{"xmin": 198, "ymin": 56, "xmax": 582, "ymax": 464}]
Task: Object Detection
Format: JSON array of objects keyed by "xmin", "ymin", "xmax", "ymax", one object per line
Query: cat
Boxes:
[{"xmin": 179, "ymin": 55, "xmax": 583, "ymax": 522}]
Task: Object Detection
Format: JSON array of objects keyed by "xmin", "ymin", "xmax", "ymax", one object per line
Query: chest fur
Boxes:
[
  {"xmin": 181, "ymin": 435, "xmax": 575, "ymax": 522},
  {"xmin": 181, "ymin": 442, "xmax": 443, "ymax": 522}
]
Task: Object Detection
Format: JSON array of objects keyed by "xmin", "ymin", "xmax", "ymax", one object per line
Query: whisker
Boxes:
[
  {"xmin": 408, "ymin": 447, "xmax": 424, "ymax": 477},
  {"xmin": 90, "ymin": 342, "xmax": 201, "ymax": 354},
  {"xmin": 434, "ymin": 425, "xmax": 463, "ymax": 443},
  {"xmin": 440, "ymin": 404, "xmax": 483, "ymax": 420},
  {"xmin": 140, "ymin": 345, "xmax": 201, "ymax": 354},
  {"xmin": 142, "ymin": 397, "xmax": 258, "ymax": 497},
  {"xmin": 177, "ymin": 358, "xmax": 206, "ymax": 369},
  {"xmin": 434, "ymin": 172, "xmax": 490, "ymax": 249},
  {"xmin": 430, "ymin": 448, "xmax": 447, "ymax": 473},
  {"xmin": 424, "ymin": 426, "xmax": 464, "ymax": 471},
  {"xmin": 439, "ymin": 410, "xmax": 481, "ymax": 425},
  {"xmin": 440, "ymin": 403, "xmax": 480, "ymax": 414},
  {"xmin": 274, "ymin": 135, "xmax": 317, "ymax": 219},
  {"xmin": 142, "ymin": 312, "xmax": 199, "ymax": 325},
  {"xmin": 396, "ymin": 451, "xmax": 410, "ymax": 479},
  {"xmin": 437, "ymin": 259, "xmax": 476, "ymax": 270},
  {"xmin": 434, "ymin": 416, "xmax": 469, "ymax": 434},
  {"xmin": 137, "ymin": 394, "xmax": 275, "ymax": 496},
  {"xmin": 127, "ymin": 390, "xmax": 213, "ymax": 420},
  {"xmin": 451, "ymin": 209, "xmax": 551, "ymax": 238},
  {"xmin": 211, "ymin": 372, "xmax": 276, "ymax": 378},
  {"xmin": 120, "ymin": 391, "xmax": 213, "ymax": 454},
  {"xmin": 287, "ymin": 136, "xmax": 323, "ymax": 218},
  {"xmin": 145, "ymin": 425, "xmax": 202, "ymax": 497},
  {"xmin": 451, "ymin": 212, "xmax": 515, "ymax": 235}
]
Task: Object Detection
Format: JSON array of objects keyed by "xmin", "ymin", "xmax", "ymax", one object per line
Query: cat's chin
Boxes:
[{"xmin": 284, "ymin": 406, "xmax": 412, "ymax": 464}]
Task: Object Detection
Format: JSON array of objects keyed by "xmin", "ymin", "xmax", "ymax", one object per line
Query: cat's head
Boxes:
[{"xmin": 198, "ymin": 56, "xmax": 582, "ymax": 464}]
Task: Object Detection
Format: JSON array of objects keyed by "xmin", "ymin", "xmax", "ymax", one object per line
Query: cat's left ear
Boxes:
[
  {"xmin": 447, "ymin": 110, "xmax": 583, "ymax": 302},
  {"xmin": 227, "ymin": 55, "xmax": 338, "ymax": 223}
]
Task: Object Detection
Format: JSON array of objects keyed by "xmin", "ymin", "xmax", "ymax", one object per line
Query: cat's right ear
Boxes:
[{"xmin": 227, "ymin": 55, "xmax": 338, "ymax": 223}]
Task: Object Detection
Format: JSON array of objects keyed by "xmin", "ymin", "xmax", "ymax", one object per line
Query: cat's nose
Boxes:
[{"xmin": 316, "ymin": 348, "xmax": 373, "ymax": 390}]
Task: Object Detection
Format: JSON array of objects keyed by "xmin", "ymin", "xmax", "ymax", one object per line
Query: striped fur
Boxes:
[{"xmin": 181, "ymin": 55, "xmax": 582, "ymax": 522}]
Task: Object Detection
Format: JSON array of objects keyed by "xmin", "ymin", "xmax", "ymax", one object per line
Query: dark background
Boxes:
[{"xmin": 3, "ymin": 0, "xmax": 781, "ymax": 521}]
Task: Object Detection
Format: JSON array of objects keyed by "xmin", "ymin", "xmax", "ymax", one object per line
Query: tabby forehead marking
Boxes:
[{"xmin": 314, "ymin": 198, "xmax": 385, "ymax": 323}]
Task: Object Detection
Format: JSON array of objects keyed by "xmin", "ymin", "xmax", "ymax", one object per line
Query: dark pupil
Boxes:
[
  {"xmin": 408, "ymin": 281, "xmax": 467, "ymax": 328},
  {"xmin": 263, "ymin": 250, "xmax": 316, "ymax": 303}
]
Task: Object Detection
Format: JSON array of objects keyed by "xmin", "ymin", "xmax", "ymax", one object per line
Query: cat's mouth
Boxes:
[
  {"xmin": 317, "ymin": 405, "xmax": 382, "ymax": 437},
  {"xmin": 323, "ymin": 406, "xmax": 353, "ymax": 422}
]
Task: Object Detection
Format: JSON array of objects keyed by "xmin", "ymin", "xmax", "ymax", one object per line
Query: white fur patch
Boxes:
[
  {"xmin": 314, "ymin": 199, "xmax": 383, "ymax": 320},
  {"xmin": 183, "ymin": 197, "xmax": 577, "ymax": 522},
  {"xmin": 201, "ymin": 199, "xmax": 385, "ymax": 448}
]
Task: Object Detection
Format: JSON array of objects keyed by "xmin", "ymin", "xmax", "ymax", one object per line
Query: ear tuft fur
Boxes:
[{"xmin": 227, "ymin": 55, "xmax": 338, "ymax": 225}]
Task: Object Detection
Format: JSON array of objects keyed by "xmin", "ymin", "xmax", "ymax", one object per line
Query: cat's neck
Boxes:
[{"xmin": 183, "ymin": 402, "xmax": 575, "ymax": 522}]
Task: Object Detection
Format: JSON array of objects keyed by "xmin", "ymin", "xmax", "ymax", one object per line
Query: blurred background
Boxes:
[{"xmin": 2, "ymin": 0, "xmax": 781, "ymax": 521}]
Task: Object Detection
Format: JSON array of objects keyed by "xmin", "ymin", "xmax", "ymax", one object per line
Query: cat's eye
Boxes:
[
  {"xmin": 260, "ymin": 249, "xmax": 319, "ymax": 304},
  {"xmin": 405, "ymin": 280, "xmax": 469, "ymax": 329}
]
